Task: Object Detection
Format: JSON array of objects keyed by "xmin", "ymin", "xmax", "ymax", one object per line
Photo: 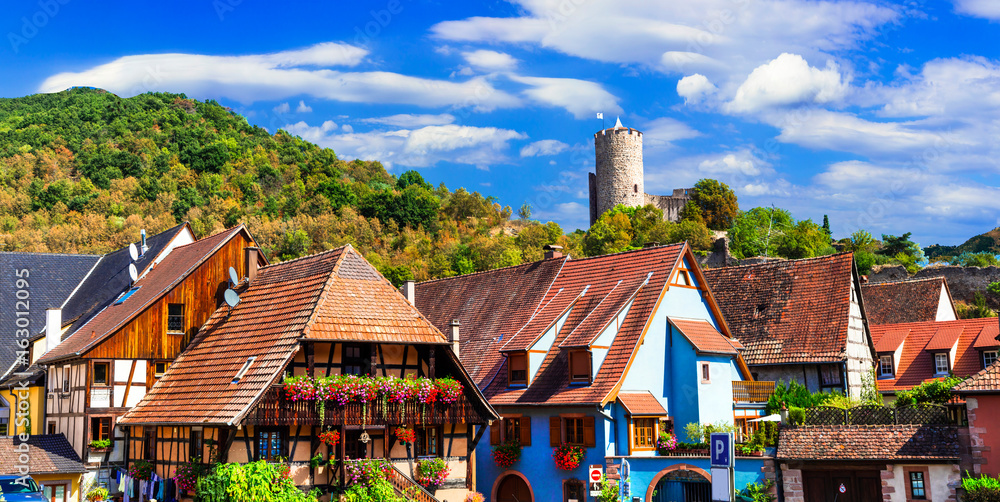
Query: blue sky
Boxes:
[{"xmin": 3, "ymin": 0, "xmax": 1000, "ymax": 246}]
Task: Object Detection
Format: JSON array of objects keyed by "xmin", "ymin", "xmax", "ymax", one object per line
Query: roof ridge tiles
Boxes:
[
  {"xmin": 261, "ymin": 243, "xmax": 351, "ymax": 269},
  {"xmin": 559, "ymin": 242, "xmax": 685, "ymax": 262},
  {"xmin": 711, "ymin": 251, "xmax": 854, "ymax": 270},
  {"xmin": 417, "ymin": 254, "xmax": 570, "ymax": 286}
]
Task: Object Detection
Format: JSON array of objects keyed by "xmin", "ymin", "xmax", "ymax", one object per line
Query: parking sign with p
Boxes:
[{"xmin": 710, "ymin": 432, "xmax": 733, "ymax": 468}]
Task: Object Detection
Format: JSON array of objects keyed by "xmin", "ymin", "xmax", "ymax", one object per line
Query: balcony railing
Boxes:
[
  {"xmin": 388, "ymin": 464, "xmax": 440, "ymax": 502},
  {"xmin": 733, "ymin": 380, "xmax": 775, "ymax": 403},
  {"xmin": 245, "ymin": 387, "xmax": 481, "ymax": 426}
]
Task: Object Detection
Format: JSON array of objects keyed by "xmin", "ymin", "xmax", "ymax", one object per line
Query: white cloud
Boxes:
[
  {"xmin": 772, "ymin": 109, "xmax": 960, "ymax": 157},
  {"xmin": 641, "ymin": 117, "xmax": 701, "ymax": 147},
  {"xmin": 272, "ymin": 102, "xmax": 290, "ymax": 113},
  {"xmin": 520, "ymin": 139, "xmax": 569, "ymax": 157},
  {"xmin": 534, "ymin": 201, "xmax": 590, "ymax": 232},
  {"xmin": 39, "ymin": 42, "xmax": 521, "ymax": 111},
  {"xmin": 431, "ymin": 0, "xmax": 896, "ymax": 86},
  {"xmin": 676, "ymin": 74, "xmax": 717, "ymax": 104},
  {"xmin": 698, "ymin": 151, "xmax": 768, "ymax": 176},
  {"xmin": 283, "ymin": 121, "xmax": 526, "ymax": 170},
  {"xmin": 359, "ymin": 113, "xmax": 456, "ymax": 128},
  {"xmin": 727, "ymin": 53, "xmax": 848, "ymax": 113},
  {"xmin": 462, "ymin": 50, "xmax": 519, "ymax": 71},
  {"xmin": 509, "ymin": 75, "xmax": 622, "ymax": 119},
  {"xmin": 865, "ymin": 57, "xmax": 1000, "ymax": 119},
  {"xmin": 296, "ymin": 100, "xmax": 312, "ymax": 113},
  {"xmin": 341, "ymin": 124, "xmax": 353, "ymax": 133},
  {"xmin": 953, "ymin": 0, "xmax": 1000, "ymax": 20}
]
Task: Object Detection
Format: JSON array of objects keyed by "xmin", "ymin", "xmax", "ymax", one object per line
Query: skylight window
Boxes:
[
  {"xmin": 231, "ymin": 356, "xmax": 256, "ymax": 384},
  {"xmin": 114, "ymin": 287, "xmax": 141, "ymax": 305}
]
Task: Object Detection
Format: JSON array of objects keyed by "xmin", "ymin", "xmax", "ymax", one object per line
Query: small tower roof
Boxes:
[{"xmin": 614, "ymin": 116, "xmax": 623, "ymax": 130}]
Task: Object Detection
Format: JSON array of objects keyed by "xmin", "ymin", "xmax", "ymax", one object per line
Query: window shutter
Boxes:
[
  {"xmin": 520, "ymin": 416, "xmax": 531, "ymax": 446},
  {"xmin": 549, "ymin": 417, "xmax": 561, "ymax": 446},
  {"xmin": 583, "ymin": 416, "xmax": 596, "ymax": 447},
  {"xmin": 490, "ymin": 421, "xmax": 501, "ymax": 445}
]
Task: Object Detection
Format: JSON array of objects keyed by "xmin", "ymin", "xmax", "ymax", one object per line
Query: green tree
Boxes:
[
  {"xmin": 396, "ymin": 170, "xmax": 432, "ymax": 190},
  {"xmin": 774, "ymin": 220, "xmax": 830, "ymax": 259},
  {"xmin": 518, "ymin": 203, "xmax": 532, "ymax": 221},
  {"xmin": 690, "ymin": 179, "xmax": 738, "ymax": 230},
  {"xmin": 728, "ymin": 207, "xmax": 793, "ymax": 259},
  {"xmin": 583, "ymin": 212, "xmax": 634, "ymax": 256},
  {"xmin": 958, "ymin": 292, "xmax": 996, "ymax": 319},
  {"xmin": 379, "ymin": 264, "xmax": 414, "ymax": 287},
  {"xmin": 822, "ymin": 214, "xmax": 831, "ymax": 236}
]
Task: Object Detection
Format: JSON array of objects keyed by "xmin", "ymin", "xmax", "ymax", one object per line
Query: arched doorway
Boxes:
[
  {"xmin": 494, "ymin": 472, "xmax": 533, "ymax": 502},
  {"xmin": 647, "ymin": 464, "xmax": 711, "ymax": 502}
]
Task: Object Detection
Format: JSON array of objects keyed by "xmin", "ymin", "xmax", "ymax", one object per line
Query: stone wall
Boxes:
[
  {"xmin": 645, "ymin": 189, "xmax": 690, "ymax": 223},
  {"xmin": 593, "ymin": 127, "xmax": 644, "ymax": 222},
  {"xmin": 869, "ymin": 264, "xmax": 1000, "ymax": 308},
  {"xmin": 780, "ymin": 465, "xmax": 804, "ymax": 502}
]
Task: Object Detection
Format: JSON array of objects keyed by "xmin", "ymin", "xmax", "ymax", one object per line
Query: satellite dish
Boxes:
[
  {"xmin": 128, "ymin": 263, "xmax": 138, "ymax": 282},
  {"xmin": 224, "ymin": 289, "xmax": 240, "ymax": 309},
  {"xmin": 129, "ymin": 243, "xmax": 139, "ymax": 261},
  {"xmin": 228, "ymin": 266, "xmax": 239, "ymax": 286}
]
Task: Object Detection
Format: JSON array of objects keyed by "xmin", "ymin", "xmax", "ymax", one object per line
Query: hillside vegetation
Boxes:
[
  {"xmin": 0, "ymin": 88, "xmax": 581, "ymax": 282},
  {"xmin": 925, "ymin": 228, "xmax": 1000, "ymax": 261}
]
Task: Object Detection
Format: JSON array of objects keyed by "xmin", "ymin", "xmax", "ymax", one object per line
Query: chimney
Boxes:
[
  {"xmin": 44, "ymin": 308, "xmax": 62, "ymax": 355},
  {"xmin": 244, "ymin": 247, "xmax": 260, "ymax": 283},
  {"xmin": 449, "ymin": 320, "xmax": 461, "ymax": 358},
  {"xmin": 543, "ymin": 244, "xmax": 564, "ymax": 260},
  {"xmin": 402, "ymin": 280, "xmax": 416, "ymax": 305},
  {"xmin": 140, "ymin": 229, "xmax": 148, "ymax": 255}
]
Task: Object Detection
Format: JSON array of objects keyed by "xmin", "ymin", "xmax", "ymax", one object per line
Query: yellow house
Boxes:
[
  {"xmin": 0, "ymin": 434, "xmax": 85, "ymax": 502},
  {"xmin": 1, "ymin": 336, "xmax": 48, "ymax": 436}
]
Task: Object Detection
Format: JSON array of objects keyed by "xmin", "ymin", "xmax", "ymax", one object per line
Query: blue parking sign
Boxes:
[{"xmin": 710, "ymin": 433, "xmax": 733, "ymax": 467}]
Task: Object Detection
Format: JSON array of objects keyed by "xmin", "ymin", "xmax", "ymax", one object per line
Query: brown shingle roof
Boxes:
[
  {"xmin": 861, "ymin": 277, "xmax": 953, "ymax": 325},
  {"xmin": 668, "ymin": 318, "xmax": 742, "ymax": 355},
  {"xmin": 871, "ymin": 318, "xmax": 997, "ymax": 392},
  {"xmin": 702, "ymin": 253, "xmax": 858, "ymax": 365},
  {"xmin": 954, "ymin": 361, "xmax": 1000, "ymax": 393},
  {"xmin": 38, "ymin": 226, "xmax": 251, "ymax": 364},
  {"xmin": 119, "ymin": 245, "xmax": 495, "ymax": 426},
  {"xmin": 415, "ymin": 258, "xmax": 566, "ymax": 387},
  {"xmin": 617, "ymin": 391, "xmax": 667, "ymax": 416},
  {"xmin": 776, "ymin": 425, "xmax": 959, "ymax": 461},
  {"xmin": 0, "ymin": 434, "xmax": 85, "ymax": 475}
]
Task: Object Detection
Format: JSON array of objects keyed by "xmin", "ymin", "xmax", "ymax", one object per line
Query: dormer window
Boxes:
[
  {"xmin": 878, "ymin": 355, "xmax": 894, "ymax": 378},
  {"xmin": 984, "ymin": 351, "xmax": 998, "ymax": 369},
  {"xmin": 933, "ymin": 353, "xmax": 950, "ymax": 375},
  {"xmin": 508, "ymin": 352, "xmax": 528, "ymax": 386},
  {"xmin": 569, "ymin": 350, "xmax": 591, "ymax": 385}
]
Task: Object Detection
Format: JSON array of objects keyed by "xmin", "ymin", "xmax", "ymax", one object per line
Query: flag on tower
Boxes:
[{"xmin": 596, "ymin": 112, "xmax": 603, "ymax": 120}]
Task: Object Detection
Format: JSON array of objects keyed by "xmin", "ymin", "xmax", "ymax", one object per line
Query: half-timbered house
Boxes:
[
  {"xmin": 116, "ymin": 245, "xmax": 497, "ymax": 502},
  {"xmin": 35, "ymin": 225, "xmax": 264, "ymax": 485}
]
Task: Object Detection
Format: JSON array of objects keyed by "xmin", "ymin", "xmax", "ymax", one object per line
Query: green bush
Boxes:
[
  {"xmin": 765, "ymin": 381, "xmax": 837, "ymax": 414},
  {"xmin": 895, "ymin": 375, "xmax": 966, "ymax": 407},
  {"xmin": 963, "ymin": 473, "xmax": 1000, "ymax": 502},
  {"xmin": 194, "ymin": 461, "xmax": 319, "ymax": 502}
]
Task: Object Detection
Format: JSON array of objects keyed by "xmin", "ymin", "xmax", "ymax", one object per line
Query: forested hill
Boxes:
[{"xmin": 0, "ymin": 87, "xmax": 578, "ymax": 283}]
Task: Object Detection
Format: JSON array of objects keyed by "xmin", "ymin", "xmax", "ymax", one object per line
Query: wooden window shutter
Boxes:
[
  {"xmin": 490, "ymin": 421, "xmax": 501, "ymax": 445},
  {"xmin": 549, "ymin": 417, "xmax": 561, "ymax": 446},
  {"xmin": 583, "ymin": 416, "xmax": 596, "ymax": 447},
  {"xmin": 520, "ymin": 416, "xmax": 531, "ymax": 446}
]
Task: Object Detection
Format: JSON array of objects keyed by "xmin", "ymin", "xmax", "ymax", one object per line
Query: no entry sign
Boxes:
[{"xmin": 590, "ymin": 465, "xmax": 602, "ymax": 482}]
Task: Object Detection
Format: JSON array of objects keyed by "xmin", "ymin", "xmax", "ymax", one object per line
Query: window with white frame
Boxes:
[
  {"xmin": 934, "ymin": 353, "xmax": 949, "ymax": 374},
  {"xmin": 984, "ymin": 351, "xmax": 998, "ymax": 369},
  {"xmin": 879, "ymin": 355, "xmax": 894, "ymax": 377}
]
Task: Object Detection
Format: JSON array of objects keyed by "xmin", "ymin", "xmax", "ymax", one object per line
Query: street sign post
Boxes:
[
  {"xmin": 710, "ymin": 433, "xmax": 735, "ymax": 502},
  {"xmin": 589, "ymin": 465, "xmax": 603, "ymax": 497}
]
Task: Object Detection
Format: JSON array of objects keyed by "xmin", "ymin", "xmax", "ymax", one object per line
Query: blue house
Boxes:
[{"xmin": 416, "ymin": 243, "xmax": 775, "ymax": 502}]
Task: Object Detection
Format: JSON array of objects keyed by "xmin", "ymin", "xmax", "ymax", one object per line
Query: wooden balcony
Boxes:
[
  {"xmin": 732, "ymin": 380, "xmax": 775, "ymax": 403},
  {"xmin": 388, "ymin": 463, "xmax": 441, "ymax": 502},
  {"xmin": 245, "ymin": 387, "xmax": 482, "ymax": 426}
]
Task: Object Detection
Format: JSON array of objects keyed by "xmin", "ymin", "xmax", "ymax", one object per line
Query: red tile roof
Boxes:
[
  {"xmin": 668, "ymin": 318, "xmax": 742, "ymax": 355},
  {"xmin": 416, "ymin": 244, "xmax": 740, "ymax": 407},
  {"xmin": 617, "ymin": 391, "xmax": 667, "ymax": 416},
  {"xmin": 874, "ymin": 328, "xmax": 909, "ymax": 353},
  {"xmin": 38, "ymin": 226, "xmax": 252, "ymax": 364},
  {"xmin": 871, "ymin": 318, "xmax": 998, "ymax": 392},
  {"xmin": 0, "ymin": 434, "xmax": 85, "ymax": 475},
  {"xmin": 861, "ymin": 277, "xmax": 954, "ymax": 325},
  {"xmin": 776, "ymin": 425, "xmax": 959, "ymax": 461},
  {"xmin": 119, "ymin": 245, "xmax": 495, "ymax": 426},
  {"xmin": 973, "ymin": 324, "xmax": 1000, "ymax": 350},
  {"xmin": 925, "ymin": 326, "xmax": 962, "ymax": 351},
  {"xmin": 955, "ymin": 360, "xmax": 1000, "ymax": 394},
  {"xmin": 702, "ymin": 253, "xmax": 860, "ymax": 365},
  {"xmin": 415, "ymin": 258, "xmax": 567, "ymax": 387}
]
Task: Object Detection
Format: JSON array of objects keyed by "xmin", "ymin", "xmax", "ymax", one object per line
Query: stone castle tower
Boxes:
[{"xmin": 588, "ymin": 117, "xmax": 691, "ymax": 226}]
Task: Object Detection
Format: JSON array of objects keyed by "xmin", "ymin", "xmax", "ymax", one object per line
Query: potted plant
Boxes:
[
  {"xmin": 492, "ymin": 440, "xmax": 521, "ymax": 469},
  {"xmin": 89, "ymin": 439, "xmax": 111, "ymax": 451},
  {"xmin": 86, "ymin": 487, "xmax": 109, "ymax": 501},
  {"xmin": 395, "ymin": 427, "xmax": 416, "ymax": 445},
  {"xmin": 464, "ymin": 493, "xmax": 485, "ymax": 502},
  {"xmin": 414, "ymin": 457, "xmax": 450, "ymax": 494},
  {"xmin": 318, "ymin": 429, "xmax": 340, "ymax": 447},
  {"xmin": 129, "ymin": 459, "xmax": 154, "ymax": 481},
  {"xmin": 675, "ymin": 442, "xmax": 710, "ymax": 455},
  {"xmin": 553, "ymin": 443, "xmax": 585, "ymax": 470},
  {"xmin": 738, "ymin": 443, "xmax": 765, "ymax": 457},
  {"xmin": 656, "ymin": 432, "xmax": 677, "ymax": 455}
]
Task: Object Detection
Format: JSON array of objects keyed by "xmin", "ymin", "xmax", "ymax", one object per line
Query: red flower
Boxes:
[{"xmin": 553, "ymin": 444, "xmax": 585, "ymax": 470}]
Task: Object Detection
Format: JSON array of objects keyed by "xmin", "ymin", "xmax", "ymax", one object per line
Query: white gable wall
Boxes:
[
  {"xmin": 845, "ymin": 279, "xmax": 876, "ymax": 397},
  {"xmin": 937, "ymin": 284, "xmax": 957, "ymax": 321}
]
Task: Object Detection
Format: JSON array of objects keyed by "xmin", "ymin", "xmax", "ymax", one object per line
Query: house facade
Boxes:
[
  {"xmin": 861, "ymin": 276, "xmax": 957, "ymax": 325},
  {"xmin": 953, "ymin": 357, "xmax": 1000, "ymax": 476},
  {"xmin": 0, "ymin": 434, "xmax": 86, "ymax": 501},
  {"xmin": 703, "ymin": 253, "xmax": 877, "ymax": 397},
  {"xmin": 35, "ymin": 225, "xmax": 261, "ymax": 488},
  {"xmin": 416, "ymin": 244, "xmax": 775, "ymax": 502},
  {"xmin": 117, "ymin": 245, "xmax": 498, "ymax": 502}
]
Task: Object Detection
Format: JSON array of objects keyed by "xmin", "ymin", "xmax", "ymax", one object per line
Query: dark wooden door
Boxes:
[
  {"xmin": 497, "ymin": 474, "xmax": 532, "ymax": 502},
  {"xmin": 802, "ymin": 469, "xmax": 882, "ymax": 502}
]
